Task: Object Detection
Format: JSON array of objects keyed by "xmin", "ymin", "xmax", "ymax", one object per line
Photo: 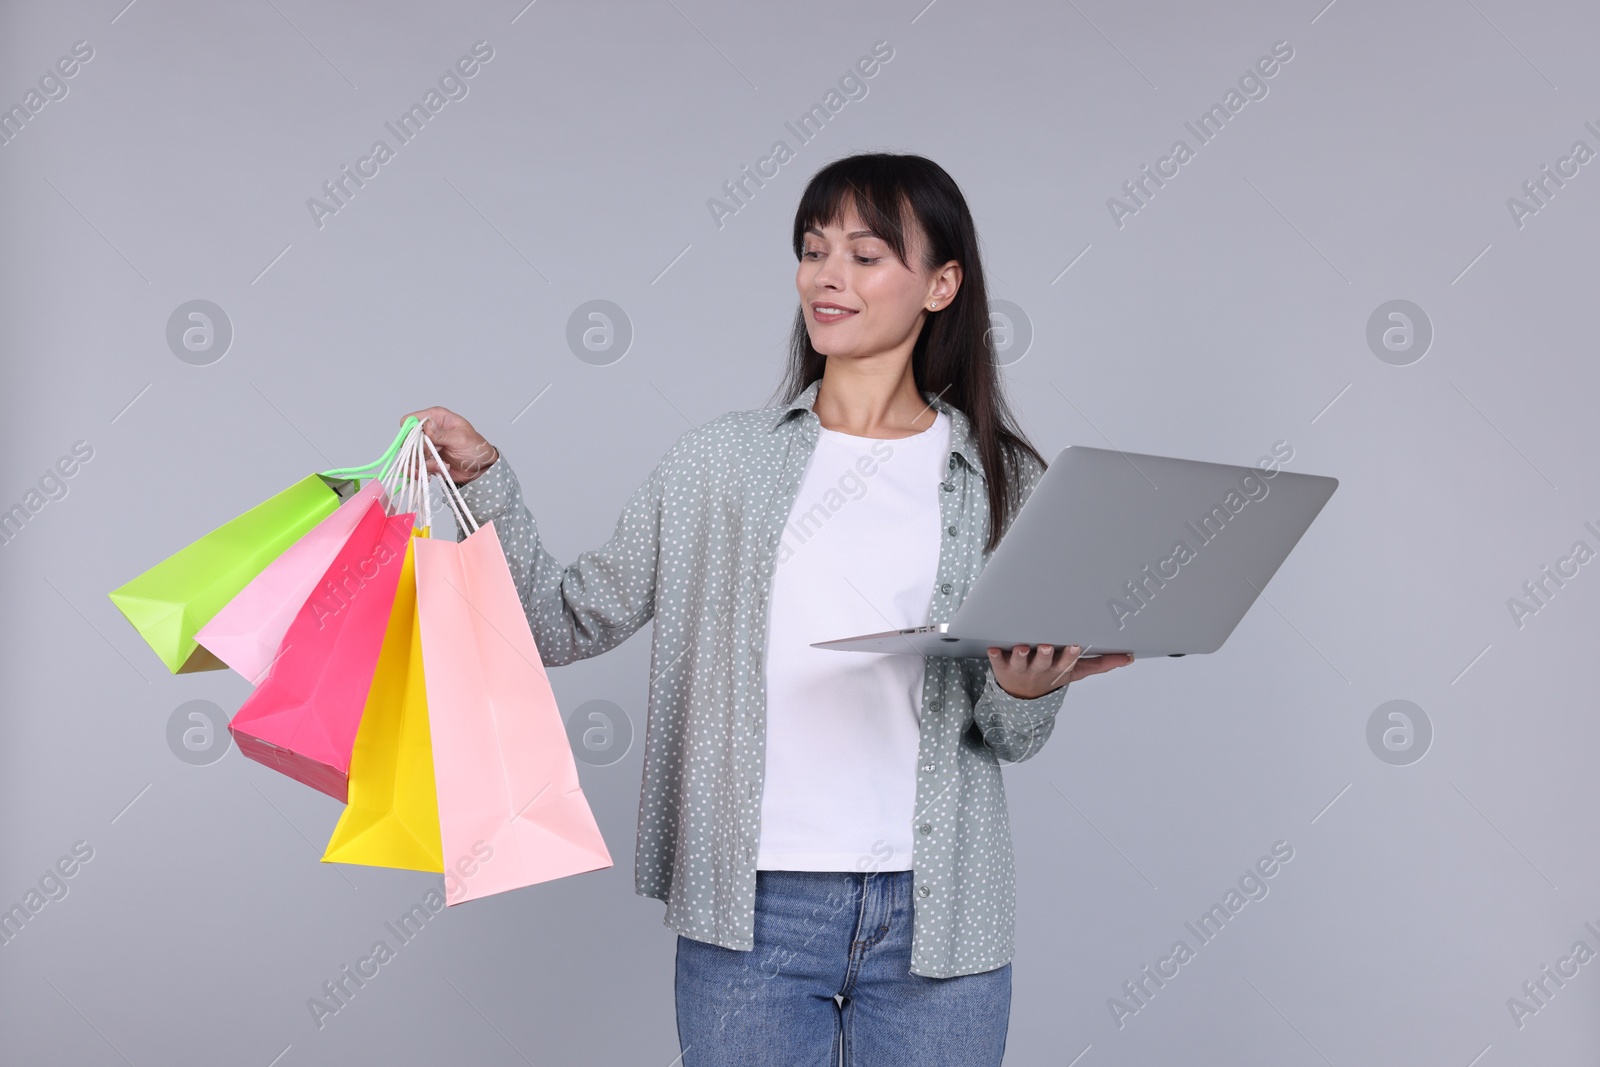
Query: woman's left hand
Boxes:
[{"xmin": 987, "ymin": 644, "xmax": 1134, "ymax": 699}]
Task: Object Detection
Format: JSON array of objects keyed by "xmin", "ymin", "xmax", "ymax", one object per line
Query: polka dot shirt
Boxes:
[{"xmin": 456, "ymin": 377, "xmax": 1070, "ymax": 978}]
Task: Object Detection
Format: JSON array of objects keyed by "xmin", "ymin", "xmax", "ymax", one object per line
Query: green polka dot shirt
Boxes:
[{"xmin": 455, "ymin": 377, "xmax": 1069, "ymax": 978}]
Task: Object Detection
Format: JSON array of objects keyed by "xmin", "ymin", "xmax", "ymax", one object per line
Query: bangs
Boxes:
[{"xmin": 791, "ymin": 161, "xmax": 916, "ymax": 268}]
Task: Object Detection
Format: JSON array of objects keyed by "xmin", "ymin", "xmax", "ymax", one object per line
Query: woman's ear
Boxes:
[{"xmin": 932, "ymin": 259, "xmax": 962, "ymax": 306}]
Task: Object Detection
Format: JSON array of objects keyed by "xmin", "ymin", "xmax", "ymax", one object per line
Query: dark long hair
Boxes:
[{"xmin": 769, "ymin": 152, "xmax": 1048, "ymax": 555}]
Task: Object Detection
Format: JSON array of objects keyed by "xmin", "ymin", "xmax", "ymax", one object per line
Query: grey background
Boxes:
[{"xmin": 3, "ymin": 0, "xmax": 1597, "ymax": 1063}]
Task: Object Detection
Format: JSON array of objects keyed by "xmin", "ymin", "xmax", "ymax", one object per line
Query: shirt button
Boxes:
[
  {"xmin": 948, "ymin": 455, "xmax": 956, "ymax": 468},
  {"xmin": 922, "ymin": 762, "xmax": 935, "ymax": 772},
  {"xmin": 918, "ymin": 885, "xmax": 930, "ymax": 898},
  {"xmin": 941, "ymin": 481, "xmax": 954, "ymax": 492},
  {"xmin": 941, "ymin": 583, "xmax": 952, "ymax": 594},
  {"xmin": 919, "ymin": 823, "xmax": 932, "ymax": 835},
  {"xmin": 946, "ymin": 525, "xmax": 958, "ymax": 536}
]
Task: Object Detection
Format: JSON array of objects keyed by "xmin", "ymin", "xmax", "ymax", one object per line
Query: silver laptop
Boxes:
[{"xmin": 811, "ymin": 444, "xmax": 1338, "ymax": 659}]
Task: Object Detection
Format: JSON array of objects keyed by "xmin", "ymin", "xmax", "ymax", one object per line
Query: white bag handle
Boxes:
[
  {"xmin": 379, "ymin": 418, "xmax": 429, "ymax": 525},
  {"xmin": 417, "ymin": 416, "xmax": 432, "ymax": 531},
  {"xmin": 380, "ymin": 420, "xmax": 422, "ymax": 505},
  {"xmin": 420, "ymin": 430, "xmax": 480, "ymax": 535},
  {"xmin": 371, "ymin": 418, "xmax": 478, "ymax": 535}
]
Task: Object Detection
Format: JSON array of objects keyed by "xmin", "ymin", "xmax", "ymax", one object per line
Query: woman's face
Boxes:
[{"xmin": 795, "ymin": 203, "xmax": 956, "ymax": 363}]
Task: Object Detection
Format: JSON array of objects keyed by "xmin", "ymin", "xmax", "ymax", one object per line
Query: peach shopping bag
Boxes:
[{"xmin": 410, "ymin": 432, "xmax": 611, "ymax": 904}]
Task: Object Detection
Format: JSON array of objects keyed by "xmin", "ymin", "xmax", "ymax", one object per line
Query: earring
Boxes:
[{"xmin": 929, "ymin": 302, "xmax": 938, "ymax": 310}]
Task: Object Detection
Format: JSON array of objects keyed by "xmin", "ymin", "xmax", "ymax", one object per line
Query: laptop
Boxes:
[{"xmin": 811, "ymin": 444, "xmax": 1338, "ymax": 659}]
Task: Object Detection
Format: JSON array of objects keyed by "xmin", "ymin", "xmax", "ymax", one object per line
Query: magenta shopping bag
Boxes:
[{"xmin": 228, "ymin": 499, "xmax": 412, "ymax": 802}]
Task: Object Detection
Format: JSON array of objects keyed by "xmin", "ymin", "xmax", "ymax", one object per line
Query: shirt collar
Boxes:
[{"xmin": 770, "ymin": 377, "xmax": 984, "ymax": 481}]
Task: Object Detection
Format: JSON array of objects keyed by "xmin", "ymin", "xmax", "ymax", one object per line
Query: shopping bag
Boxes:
[
  {"xmin": 195, "ymin": 479, "xmax": 388, "ymax": 685},
  {"xmin": 413, "ymin": 442, "xmax": 611, "ymax": 903},
  {"xmin": 228, "ymin": 498, "xmax": 413, "ymax": 801},
  {"xmin": 322, "ymin": 529, "xmax": 445, "ymax": 872},
  {"xmin": 109, "ymin": 474, "xmax": 352, "ymax": 673}
]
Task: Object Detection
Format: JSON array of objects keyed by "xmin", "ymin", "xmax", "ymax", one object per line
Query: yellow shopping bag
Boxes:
[{"xmin": 322, "ymin": 530, "xmax": 444, "ymax": 872}]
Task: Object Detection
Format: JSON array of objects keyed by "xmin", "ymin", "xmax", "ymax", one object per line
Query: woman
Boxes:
[{"xmin": 407, "ymin": 152, "xmax": 1132, "ymax": 1066}]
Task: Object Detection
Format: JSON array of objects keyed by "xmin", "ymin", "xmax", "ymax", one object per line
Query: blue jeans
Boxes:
[{"xmin": 674, "ymin": 870, "xmax": 1011, "ymax": 1066}]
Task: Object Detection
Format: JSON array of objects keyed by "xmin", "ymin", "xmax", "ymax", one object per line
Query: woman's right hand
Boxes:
[{"xmin": 401, "ymin": 406, "xmax": 500, "ymax": 485}]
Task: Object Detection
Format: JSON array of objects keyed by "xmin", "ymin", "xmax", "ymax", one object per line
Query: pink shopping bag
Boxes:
[
  {"xmin": 413, "ymin": 511, "xmax": 612, "ymax": 905},
  {"xmin": 229, "ymin": 498, "xmax": 413, "ymax": 802},
  {"xmin": 196, "ymin": 479, "xmax": 388, "ymax": 684}
]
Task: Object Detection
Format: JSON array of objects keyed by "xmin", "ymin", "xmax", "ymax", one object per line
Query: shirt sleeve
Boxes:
[
  {"xmin": 965, "ymin": 664, "xmax": 1068, "ymax": 763},
  {"xmin": 959, "ymin": 443, "xmax": 1069, "ymax": 764},
  {"xmin": 451, "ymin": 451, "xmax": 664, "ymax": 667}
]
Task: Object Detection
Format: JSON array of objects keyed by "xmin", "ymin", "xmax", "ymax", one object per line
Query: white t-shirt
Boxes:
[{"xmin": 755, "ymin": 409, "xmax": 951, "ymax": 872}]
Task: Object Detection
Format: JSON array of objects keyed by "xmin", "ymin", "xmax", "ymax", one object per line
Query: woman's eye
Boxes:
[{"xmin": 802, "ymin": 250, "xmax": 878, "ymax": 264}]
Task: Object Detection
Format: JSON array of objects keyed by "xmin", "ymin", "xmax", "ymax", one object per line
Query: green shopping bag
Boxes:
[{"xmin": 108, "ymin": 419, "xmax": 421, "ymax": 674}]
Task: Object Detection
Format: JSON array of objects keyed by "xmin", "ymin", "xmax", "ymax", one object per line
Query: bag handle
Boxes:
[
  {"xmin": 380, "ymin": 419, "xmax": 423, "ymax": 509},
  {"xmin": 416, "ymin": 417, "xmax": 433, "ymax": 532},
  {"xmin": 420, "ymin": 430, "xmax": 480, "ymax": 535},
  {"xmin": 359, "ymin": 417, "xmax": 476, "ymax": 536},
  {"xmin": 321, "ymin": 416, "xmax": 421, "ymax": 481},
  {"xmin": 381, "ymin": 418, "xmax": 437, "ymax": 529},
  {"xmin": 379, "ymin": 426, "xmax": 407, "ymax": 502}
]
